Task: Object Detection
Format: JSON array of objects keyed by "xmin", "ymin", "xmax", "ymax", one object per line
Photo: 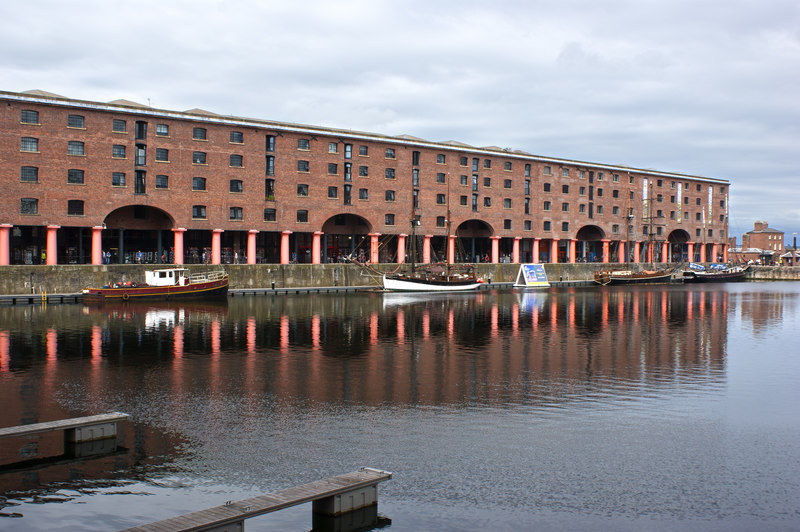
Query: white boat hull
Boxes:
[{"xmin": 382, "ymin": 275, "xmax": 482, "ymax": 292}]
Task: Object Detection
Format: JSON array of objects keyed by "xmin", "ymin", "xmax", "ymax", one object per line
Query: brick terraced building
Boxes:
[{"xmin": 0, "ymin": 89, "xmax": 730, "ymax": 266}]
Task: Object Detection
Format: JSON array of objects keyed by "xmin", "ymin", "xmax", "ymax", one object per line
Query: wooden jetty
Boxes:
[
  {"xmin": 0, "ymin": 412, "xmax": 129, "ymax": 443},
  {"xmin": 120, "ymin": 467, "xmax": 392, "ymax": 532}
]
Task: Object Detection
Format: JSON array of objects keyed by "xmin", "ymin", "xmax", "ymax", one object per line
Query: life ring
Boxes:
[{"xmin": 122, "ymin": 292, "xmax": 129, "ymax": 301}]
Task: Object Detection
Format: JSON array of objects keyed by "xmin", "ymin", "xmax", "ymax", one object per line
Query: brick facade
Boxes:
[{"xmin": 0, "ymin": 90, "xmax": 730, "ymax": 266}]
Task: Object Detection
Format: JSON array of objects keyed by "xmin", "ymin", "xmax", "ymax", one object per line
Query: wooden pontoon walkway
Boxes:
[{"xmin": 120, "ymin": 467, "xmax": 392, "ymax": 532}]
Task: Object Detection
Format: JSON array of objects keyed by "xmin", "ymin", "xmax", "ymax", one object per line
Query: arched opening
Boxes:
[
  {"xmin": 456, "ymin": 220, "xmax": 494, "ymax": 263},
  {"xmin": 102, "ymin": 206, "xmax": 175, "ymax": 264},
  {"xmin": 576, "ymin": 225, "xmax": 607, "ymax": 262},
  {"xmin": 321, "ymin": 214, "xmax": 373, "ymax": 263},
  {"xmin": 668, "ymin": 229, "xmax": 692, "ymax": 262}
]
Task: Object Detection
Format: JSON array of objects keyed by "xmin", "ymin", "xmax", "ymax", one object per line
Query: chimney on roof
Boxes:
[{"xmin": 754, "ymin": 221, "xmax": 767, "ymax": 231}]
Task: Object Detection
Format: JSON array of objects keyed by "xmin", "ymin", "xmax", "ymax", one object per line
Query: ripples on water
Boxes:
[{"xmin": 0, "ymin": 283, "xmax": 799, "ymax": 531}]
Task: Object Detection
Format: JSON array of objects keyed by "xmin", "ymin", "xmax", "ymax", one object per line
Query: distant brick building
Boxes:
[
  {"xmin": 731, "ymin": 221, "xmax": 785, "ymax": 265},
  {"xmin": 0, "ymin": 89, "xmax": 731, "ymax": 266}
]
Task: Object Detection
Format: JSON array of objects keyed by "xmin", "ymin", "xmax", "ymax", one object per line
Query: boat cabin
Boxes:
[{"xmin": 144, "ymin": 268, "xmax": 189, "ymax": 287}]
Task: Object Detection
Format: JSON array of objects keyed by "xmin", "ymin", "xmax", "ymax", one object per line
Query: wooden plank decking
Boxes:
[
  {"xmin": 0, "ymin": 412, "xmax": 130, "ymax": 439},
  {"xmin": 120, "ymin": 467, "xmax": 392, "ymax": 532}
]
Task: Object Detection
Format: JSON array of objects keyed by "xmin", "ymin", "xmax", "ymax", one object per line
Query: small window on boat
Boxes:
[{"xmin": 159, "ymin": 272, "xmax": 167, "ymax": 278}]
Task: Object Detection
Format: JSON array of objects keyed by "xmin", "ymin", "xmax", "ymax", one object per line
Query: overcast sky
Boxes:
[{"xmin": 3, "ymin": 0, "xmax": 798, "ymax": 243}]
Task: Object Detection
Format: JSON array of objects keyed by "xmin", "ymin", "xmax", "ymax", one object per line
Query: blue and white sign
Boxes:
[{"xmin": 514, "ymin": 264, "xmax": 550, "ymax": 288}]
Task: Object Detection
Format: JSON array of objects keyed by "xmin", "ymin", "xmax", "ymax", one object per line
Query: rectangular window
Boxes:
[
  {"xmin": 503, "ymin": 219, "xmax": 511, "ymax": 230},
  {"xmin": 503, "ymin": 162, "xmax": 511, "ymax": 171},
  {"xmin": 344, "ymin": 144, "xmax": 352, "ymax": 159},
  {"xmin": 156, "ymin": 123, "xmax": 169, "ymax": 136},
  {"xmin": 265, "ymin": 178, "xmax": 275, "ymax": 200},
  {"xmin": 385, "ymin": 214, "xmax": 395, "ymax": 225},
  {"xmin": 67, "ymin": 200, "xmax": 84, "ymax": 216},
  {"xmin": 562, "ymin": 202, "xmax": 569, "ymax": 212},
  {"xmin": 359, "ymin": 188, "xmax": 369, "ymax": 200},
  {"xmin": 230, "ymin": 154, "xmax": 243, "ymax": 167},
  {"xmin": 484, "ymin": 197, "xmax": 492, "ymax": 207},
  {"xmin": 543, "ymin": 201, "xmax": 551, "ymax": 211},
  {"xmin": 328, "ymin": 142, "xmax": 338, "ymax": 153},
  {"xmin": 297, "ymin": 184, "xmax": 309, "ymax": 196},
  {"xmin": 525, "ymin": 180, "xmax": 531, "ymax": 196},
  {"xmin": 436, "ymin": 216, "xmax": 446, "ymax": 227},
  {"xmin": 68, "ymin": 141, "xmax": 85, "ymax": 156},
  {"xmin": 483, "ymin": 177, "xmax": 491, "ymax": 187},
  {"xmin": 266, "ymin": 135, "xmax": 276, "ymax": 152},
  {"xmin": 562, "ymin": 222, "xmax": 569, "ymax": 232},
  {"xmin": 385, "ymin": 148, "xmax": 395, "ymax": 159},
  {"xmin": 385, "ymin": 168, "xmax": 395, "ymax": 179},
  {"xmin": 344, "ymin": 184, "xmax": 352, "ymax": 205},
  {"xmin": 612, "ymin": 224, "xmax": 619, "ymax": 234},
  {"xmin": 136, "ymin": 121, "xmax": 148, "ymax": 139},
  {"xmin": 328, "ymin": 186, "xmax": 338, "ymax": 198},
  {"xmin": 597, "ymin": 205, "xmax": 603, "ymax": 214},
  {"xmin": 436, "ymin": 193, "xmax": 446, "ymax": 204},
  {"xmin": 359, "ymin": 145, "xmax": 368, "ymax": 156},
  {"xmin": 413, "ymin": 169, "xmax": 419, "ymax": 186},
  {"xmin": 484, "ymin": 159, "xmax": 491, "ymax": 169},
  {"xmin": 344, "ymin": 163, "xmax": 352, "ymax": 181},
  {"xmin": 597, "ymin": 172, "xmax": 603, "ymax": 181},
  {"xmin": 461, "ymin": 175, "xmax": 468, "ymax": 186},
  {"xmin": 264, "ymin": 208, "xmax": 276, "ymax": 222},
  {"xmin": 112, "ymin": 119, "xmax": 127, "ymax": 132},
  {"xmin": 612, "ymin": 189, "xmax": 619, "ymax": 198},
  {"xmin": 412, "ymin": 151, "xmax": 420, "ymax": 165},
  {"xmin": 504, "ymin": 179, "xmax": 512, "ymax": 189},
  {"xmin": 297, "ymin": 210, "xmax": 309, "ymax": 223},
  {"xmin": 266, "ymin": 155, "xmax": 275, "ymax": 176},
  {"xmin": 68, "ymin": 169, "xmax": 85, "ymax": 184},
  {"xmin": 68, "ymin": 114, "xmax": 85, "ymax": 128},
  {"xmin": 193, "ymin": 127, "xmax": 207, "ymax": 140},
  {"xmin": 135, "ymin": 170, "xmax": 146, "ymax": 194},
  {"xmin": 597, "ymin": 188, "xmax": 603, "ymax": 197},
  {"xmin": 504, "ymin": 198, "xmax": 511, "ymax": 209},
  {"xmin": 437, "ymin": 154, "xmax": 446, "ymax": 164},
  {"xmin": 112, "ymin": 172, "xmax": 126, "ymax": 186},
  {"xmin": 524, "ymin": 220, "xmax": 532, "ymax": 231},
  {"xmin": 193, "ymin": 151, "xmax": 206, "ymax": 164},
  {"xmin": 230, "ymin": 179, "xmax": 243, "ymax": 193},
  {"xmin": 385, "ymin": 190, "xmax": 395, "ymax": 201},
  {"xmin": 21, "ymin": 166, "xmax": 38, "ymax": 182},
  {"xmin": 298, "ymin": 160, "xmax": 309, "ymax": 172},
  {"xmin": 155, "ymin": 175, "xmax": 169, "ymax": 189},
  {"xmin": 544, "ymin": 166, "xmax": 551, "ymax": 176},
  {"xmin": 193, "ymin": 205, "xmax": 207, "ymax": 219},
  {"xmin": 359, "ymin": 166, "xmax": 369, "ymax": 177},
  {"xmin": 524, "ymin": 197, "xmax": 530, "ymax": 214},
  {"xmin": 460, "ymin": 195, "xmax": 468, "ymax": 206},
  {"xmin": 579, "ymin": 186, "xmax": 586, "ymax": 196},
  {"xmin": 230, "ymin": 207, "xmax": 243, "ymax": 220},
  {"xmin": 579, "ymin": 204, "xmax": 586, "ymax": 213},
  {"xmin": 135, "ymin": 144, "xmax": 146, "ymax": 166},
  {"xmin": 472, "ymin": 158, "xmax": 479, "ymax": 172},
  {"xmin": 413, "ymin": 189, "xmax": 419, "ymax": 208},
  {"xmin": 193, "ymin": 177, "xmax": 207, "ymax": 191},
  {"xmin": 21, "ymin": 198, "xmax": 38, "ymax": 215},
  {"xmin": 543, "ymin": 220, "xmax": 551, "ymax": 231},
  {"xmin": 21, "ymin": 110, "xmax": 39, "ymax": 124},
  {"xmin": 472, "ymin": 193, "xmax": 478, "ymax": 212},
  {"xmin": 230, "ymin": 131, "xmax": 244, "ymax": 143},
  {"xmin": 112, "ymin": 144, "xmax": 126, "ymax": 158},
  {"xmin": 613, "ymin": 206, "xmax": 620, "ymax": 215},
  {"xmin": 562, "ymin": 185, "xmax": 569, "ymax": 193},
  {"xmin": 155, "ymin": 148, "xmax": 169, "ymax": 162},
  {"xmin": 328, "ymin": 163, "xmax": 338, "ymax": 174},
  {"xmin": 543, "ymin": 183, "xmax": 551, "ymax": 192},
  {"xmin": 525, "ymin": 164, "xmax": 531, "ymax": 177},
  {"xmin": 298, "ymin": 139, "xmax": 310, "ymax": 150},
  {"xmin": 613, "ymin": 174, "xmax": 620, "ymax": 183},
  {"xmin": 562, "ymin": 168, "xmax": 569, "ymax": 177}
]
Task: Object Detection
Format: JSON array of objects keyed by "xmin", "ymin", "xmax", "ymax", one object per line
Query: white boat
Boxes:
[{"xmin": 382, "ymin": 273, "xmax": 483, "ymax": 292}]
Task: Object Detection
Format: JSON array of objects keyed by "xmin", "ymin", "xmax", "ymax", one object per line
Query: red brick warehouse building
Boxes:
[{"xmin": 0, "ymin": 89, "xmax": 730, "ymax": 266}]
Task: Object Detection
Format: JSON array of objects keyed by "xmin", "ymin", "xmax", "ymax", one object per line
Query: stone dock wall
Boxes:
[{"xmin": 0, "ymin": 263, "xmax": 797, "ymax": 295}]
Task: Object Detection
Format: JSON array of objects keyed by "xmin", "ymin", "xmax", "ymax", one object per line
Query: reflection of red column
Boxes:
[
  {"xmin": 422, "ymin": 310, "xmax": 430, "ymax": 340},
  {"xmin": 662, "ymin": 241, "xmax": 669, "ymax": 263},
  {"xmin": 532, "ymin": 238, "xmax": 540, "ymax": 264},
  {"xmin": 370, "ymin": 311, "xmax": 379, "ymax": 345},
  {"xmin": 281, "ymin": 231, "xmax": 292, "ymax": 264},
  {"xmin": 532, "ymin": 301, "xmax": 539, "ymax": 331},
  {"xmin": 47, "ymin": 328, "xmax": 57, "ymax": 363},
  {"xmin": 210, "ymin": 320, "xmax": 221, "ymax": 394},
  {"xmin": 47, "ymin": 225, "xmax": 59, "ymax": 265},
  {"xmin": 397, "ymin": 310, "xmax": 405, "ymax": 344},
  {"xmin": 550, "ymin": 238, "xmax": 558, "ymax": 263},
  {"xmin": 491, "ymin": 236, "xmax": 500, "ymax": 263},
  {"xmin": 423, "ymin": 235, "xmax": 432, "ymax": 264},
  {"xmin": 633, "ymin": 241, "xmax": 641, "ymax": 263},
  {"xmin": 448, "ymin": 235, "xmax": 457, "ymax": 265},
  {"xmin": 370, "ymin": 233, "xmax": 380, "ymax": 263},
  {"xmin": 699, "ymin": 244, "xmax": 706, "ymax": 263},
  {"xmin": 248, "ymin": 230, "xmax": 258, "ymax": 265},
  {"xmin": 0, "ymin": 330, "xmax": 9, "ymax": 372},
  {"xmin": 280, "ymin": 315, "xmax": 289, "ymax": 353},
  {"xmin": 91, "ymin": 326, "xmax": 102, "ymax": 366},
  {"xmin": 397, "ymin": 234, "xmax": 406, "ymax": 264},
  {"xmin": 512, "ymin": 303, "xmax": 519, "ymax": 336},
  {"xmin": 632, "ymin": 292, "xmax": 640, "ymax": 323},
  {"xmin": 311, "ymin": 315, "xmax": 320, "ymax": 351},
  {"xmin": 569, "ymin": 297, "xmax": 575, "ymax": 328},
  {"xmin": 512, "ymin": 237, "xmax": 520, "ymax": 264},
  {"xmin": 687, "ymin": 291, "xmax": 693, "ymax": 320},
  {"xmin": 312, "ymin": 231, "xmax": 323, "ymax": 264},
  {"xmin": 662, "ymin": 291, "xmax": 668, "ymax": 318},
  {"xmin": 602, "ymin": 239, "xmax": 610, "ymax": 263},
  {"xmin": 0, "ymin": 224, "xmax": 11, "ymax": 265},
  {"xmin": 550, "ymin": 299, "xmax": 557, "ymax": 328},
  {"xmin": 174, "ymin": 324, "xmax": 184, "ymax": 359},
  {"xmin": 569, "ymin": 239, "xmax": 576, "ymax": 264},
  {"xmin": 211, "ymin": 320, "xmax": 221, "ymax": 355},
  {"xmin": 173, "ymin": 228, "xmax": 186, "ymax": 264},
  {"xmin": 491, "ymin": 304, "xmax": 498, "ymax": 337},
  {"xmin": 247, "ymin": 317, "xmax": 256, "ymax": 354},
  {"xmin": 91, "ymin": 226, "xmax": 103, "ymax": 265},
  {"xmin": 212, "ymin": 229, "xmax": 223, "ymax": 264},
  {"xmin": 448, "ymin": 308, "xmax": 455, "ymax": 338}
]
